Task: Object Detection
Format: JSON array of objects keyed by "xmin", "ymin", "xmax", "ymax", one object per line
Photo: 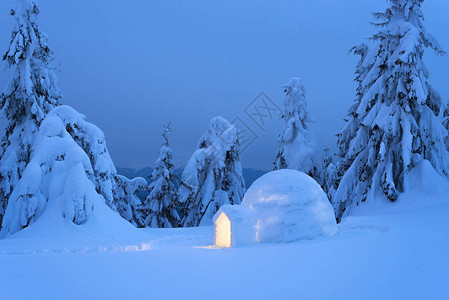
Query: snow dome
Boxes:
[{"xmin": 213, "ymin": 169, "xmax": 337, "ymax": 247}]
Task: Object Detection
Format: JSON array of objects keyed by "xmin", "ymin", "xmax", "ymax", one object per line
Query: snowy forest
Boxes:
[{"xmin": 1, "ymin": 1, "xmax": 449, "ymax": 299}]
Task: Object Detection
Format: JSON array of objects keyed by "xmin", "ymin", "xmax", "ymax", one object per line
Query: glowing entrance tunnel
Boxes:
[
  {"xmin": 213, "ymin": 205, "xmax": 257, "ymax": 248},
  {"xmin": 215, "ymin": 213, "xmax": 231, "ymax": 248}
]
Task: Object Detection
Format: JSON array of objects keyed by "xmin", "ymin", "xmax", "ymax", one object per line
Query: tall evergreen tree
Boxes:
[
  {"xmin": 333, "ymin": 0, "xmax": 449, "ymax": 222},
  {"xmin": 179, "ymin": 117, "xmax": 245, "ymax": 227},
  {"xmin": 141, "ymin": 123, "xmax": 181, "ymax": 228},
  {"xmin": 0, "ymin": 0, "xmax": 62, "ymax": 229},
  {"xmin": 274, "ymin": 78, "xmax": 324, "ymax": 187}
]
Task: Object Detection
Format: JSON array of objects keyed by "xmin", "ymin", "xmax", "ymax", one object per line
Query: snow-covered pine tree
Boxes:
[
  {"xmin": 444, "ymin": 103, "xmax": 449, "ymax": 150},
  {"xmin": 1, "ymin": 103, "xmax": 147, "ymax": 237},
  {"xmin": 332, "ymin": 43, "xmax": 371, "ymax": 204},
  {"xmin": 141, "ymin": 123, "xmax": 181, "ymax": 228},
  {"xmin": 179, "ymin": 117, "xmax": 245, "ymax": 227},
  {"xmin": 50, "ymin": 106, "xmax": 146, "ymax": 225},
  {"xmin": 322, "ymin": 146, "xmax": 338, "ymax": 200},
  {"xmin": 333, "ymin": 0, "xmax": 449, "ymax": 222},
  {"xmin": 0, "ymin": 112, "xmax": 99, "ymax": 237},
  {"xmin": 114, "ymin": 175, "xmax": 147, "ymax": 227},
  {"xmin": 0, "ymin": 0, "xmax": 62, "ymax": 229},
  {"xmin": 274, "ymin": 77, "xmax": 324, "ymax": 187}
]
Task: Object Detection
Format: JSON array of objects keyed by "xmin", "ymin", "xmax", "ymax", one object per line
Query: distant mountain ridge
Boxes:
[{"xmin": 117, "ymin": 166, "xmax": 267, "ymax": 189}]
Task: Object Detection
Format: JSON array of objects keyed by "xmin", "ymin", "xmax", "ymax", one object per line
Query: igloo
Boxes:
[{"xmin": 213, "ymin": 169, "xmax": 337, "ymax": 247}]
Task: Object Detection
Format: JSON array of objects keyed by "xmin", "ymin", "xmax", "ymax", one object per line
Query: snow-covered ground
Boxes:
[{"xmin": 1, "ymin": 191, "xmax": 448, "ymax": 300}]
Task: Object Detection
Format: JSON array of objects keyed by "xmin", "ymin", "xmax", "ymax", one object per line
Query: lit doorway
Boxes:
[{"xmin": 215, "ymin": 213, "xmax": 231, "ymax": 247}]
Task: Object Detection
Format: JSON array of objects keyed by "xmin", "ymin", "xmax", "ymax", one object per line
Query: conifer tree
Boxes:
[
  {"xmin": 51, "ymin": 106, "xmax": 145, "ymax": 225},
  {"xmin": 0, "ymin": 0, "xmax": 62, "ymax": 229},
  {"xmin": 333, "ymin": 0, "xmax": 449, "ymax": 222},
  {"xmin": 444, "ymin": 103, "xmax": 449, "ymax": 150},
  {"xmin": 141, "ymin": 123, "xmax": 181, "ymax": 228},
  {"xmin": 274, "ymin": 78, "xmax": 324, "ymax": 187},
  {"xmin": 114, "ymin": 175, "xmax": 147, "ymax": 227},
  {"xmin": 0, "ymin": 105, "xmax": 148, "ymax": 236},
  {"xmin": 322, "ymin": 146, "xmax": 337, "ymax": 200},
  {"xmin": 179, "ymin": 117, "xmax": 245, "ymax": 227}
]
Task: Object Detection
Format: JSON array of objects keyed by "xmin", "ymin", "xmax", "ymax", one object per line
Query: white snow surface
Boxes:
[
  {"xmin": 242, "ymin": 169, "xmax": 337, "ymax": 243},
  {"xmin": 351, "ymin": 160, "xmax": 449, "ymax": 217},
  {"xmin": 1, "ymin": 164, "xmax": 449, "ymax": 299}
]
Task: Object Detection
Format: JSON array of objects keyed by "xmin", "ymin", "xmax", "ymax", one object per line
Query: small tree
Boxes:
[
  {"xmin": 179, "ymin": 117, "xmax": 245, "ymax": 227},
  {"xmin": 141, "ymin": 123, "xmax": 181, "ymax": 228},
  {"xmin": 274, "ymin": 78, "xmax": 324, "ymax": 186},
  {"xmin": 333, "ymin": 0, "xmax": 449, "ymax": 222},
  {"xmin": 115, "ymin": 175, "xmax": 147, "ymax": 227},
  {"xmin": 0, "ymin": 0, "xmax": 62, "ymax": 229},
  {"xmin": 322, "ymin": 146, "xmax": 338, "ymax": 200}
]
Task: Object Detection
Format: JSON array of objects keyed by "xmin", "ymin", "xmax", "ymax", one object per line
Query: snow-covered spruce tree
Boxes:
[
  {"xmin": 444, "ymin": 103, "xmax": 449, "ymax": 150},
  {"xmin": 179, "ymin": 117, "xmax": 245, "ymax": 227},
  {"xmin": 49, "ymin": 106, "xmax": 146, "ymax": 226},
  {"xmin": 0, "ymin": 113, "xmax": 99, "ymax": 237},
  {"xmin": 274, "ymin": 78, "xmax": 324, "ymax": 187},
  {"xmin": 322, "ymin": 146, "xmax": 338, "ymax": 200},
  {"xmin": 141, "ymin": 123, "xmax": 181, "ymax": 228},
  {"xmin": 0, "ymin": 0, "xmax": 62, "ymax": 229},
  {"xmin": 333, "ymin": 0, "xmax": 449, "ymax": 222},
  {"xmin": 114, "ymin": 175, "xmax": 147, "ymax": 227}
]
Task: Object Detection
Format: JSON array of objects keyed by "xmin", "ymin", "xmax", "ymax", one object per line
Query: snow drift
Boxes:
[{"xmin": 348, "ymin": 159, "xmax": 449, "ymax": 217}]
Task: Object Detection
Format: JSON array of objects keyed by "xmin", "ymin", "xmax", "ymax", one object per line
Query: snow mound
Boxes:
[
  {"xmin": 350, "ymin": 160, "xmax": 449, "ymax": 217},
  {"xmin": 243, "ymin": 170, "xmax": 337, "ymax": 243},
  {"xmin": 403, "ymin": 160, "xmax": 449, "ymax": 205}
]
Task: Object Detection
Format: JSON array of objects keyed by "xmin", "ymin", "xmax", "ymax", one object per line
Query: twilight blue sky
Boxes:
[{"xmin": 1, "ymin": 0, "xmax": 448, "ymax": 170}]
